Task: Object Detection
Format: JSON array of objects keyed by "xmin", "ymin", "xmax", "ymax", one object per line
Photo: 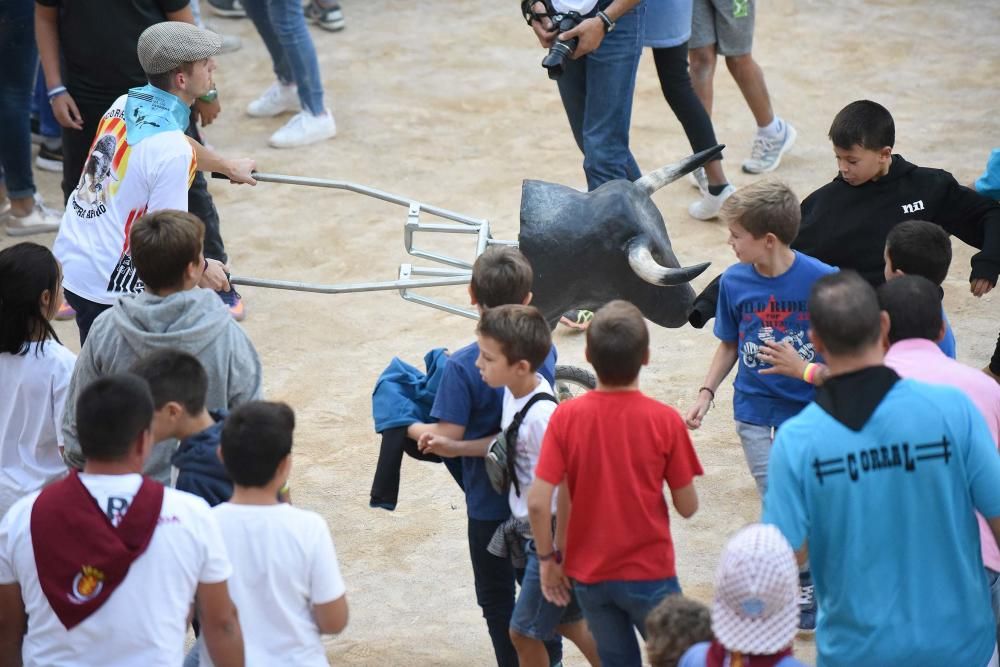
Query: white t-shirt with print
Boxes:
[
  {"xmin": 0, "ymin": 474, "xmax": 231, "ymax": 667},
  {"xmin": 552, "ymin": 0, "xmax": 598, "ymax": 14},
  {"xmin": 0, "ymin": 341, "xmax": 76, "ymax": 518},
  {"xmin": 504, "ymin": 376, "xmax": 558, "ymax": 520},
  {"xmin": 53, "ymin": 94, "xmax": 196, "ymax": 305},
  {"xmin": 200, "ymin": 503, "xmax": 346, "ymax": 667}
]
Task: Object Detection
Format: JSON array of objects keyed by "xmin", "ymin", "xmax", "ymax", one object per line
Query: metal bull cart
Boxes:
[{"xmin": 224, "ymin": 172, "xmax": 596, "ymax": 398}]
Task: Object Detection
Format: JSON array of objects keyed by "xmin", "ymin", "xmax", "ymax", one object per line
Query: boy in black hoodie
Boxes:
[
  {"xmin": 131, "ymin": 349, "xmax": 232, "ymax": 506},
  {"xmin": 690, "ymin": 100, "xmax": 1000, "ymax": 371}
]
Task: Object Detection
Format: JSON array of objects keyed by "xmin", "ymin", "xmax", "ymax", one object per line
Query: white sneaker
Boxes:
[
  {"xmin": 268, "ymin": 109, "xmax": 336, "ymax": 148},
  {"xmin": 5, "ymin": 202, "xmax": 61, "ymax": 237},
  {"xmin": 688, "ymin": 167, "xmax": 709, "ymax": 196},
  {"xmin": 247, "ymin": 82, "xmax": 300, "ymax": 118},
  {"xmin": 742, "ymin": 122, "xmax": 797, "ymax": 174},
  {"xmin": 688, "ymin": 184, "xmax": 735, "ymax": 221}
]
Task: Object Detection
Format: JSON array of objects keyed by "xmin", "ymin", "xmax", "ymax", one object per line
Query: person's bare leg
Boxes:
[
  {"xmin": 558, "ymin": 620, "xmax": 601, "ymax": 666},
  {"xmin": 9, "ymin": 196, "xmax": 33, "ymax": 217},
  {"xmin": 688, "ymin": 45, "xmax": 718, "ymax": 117},
  {"xmin": 724, "ymin": 53, "xmax": 774, "ymax": 128},
  {"xmin": 510, "ymin": 630, "xmax": 549, "ymax": 667},
  {"xmin": 704, "ymin": 158, "xmax": 728, "ymax": 187}
]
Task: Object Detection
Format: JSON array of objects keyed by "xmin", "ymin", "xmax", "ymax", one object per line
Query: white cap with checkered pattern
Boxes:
[{"xmin": 711, "ymin": 523, "xmax": 800, "ymax": 655}]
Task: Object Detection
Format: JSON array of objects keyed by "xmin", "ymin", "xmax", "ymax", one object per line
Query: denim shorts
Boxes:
[{"xmin": 510, "ymin": 543, "xmax": 584, "ymax": 641}]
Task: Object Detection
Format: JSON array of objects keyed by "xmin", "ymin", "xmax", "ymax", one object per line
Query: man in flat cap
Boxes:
[{"xmin": 51, "ymin": 21, "xmax": 256, "ymax": 345}]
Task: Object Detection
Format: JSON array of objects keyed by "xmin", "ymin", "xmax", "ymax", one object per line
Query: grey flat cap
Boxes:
[{"xmin": 137, "ymin": 21, "xmax": 223, "ymax": 74}]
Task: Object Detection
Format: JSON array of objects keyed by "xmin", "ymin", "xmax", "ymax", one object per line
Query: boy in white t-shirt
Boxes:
[
  {"xmin": 200, "ymin": 400, "xmax": 348, "ymax": 667},
  {"xmin": 0, "ymin": 374, "xmax": 243, "ymax": 667},
  {"xmin": 421, "ymin": 305, "xmax": 599, "ymax": 666}
]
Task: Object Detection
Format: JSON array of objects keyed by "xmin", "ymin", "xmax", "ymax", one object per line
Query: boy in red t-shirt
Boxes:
[{"xmin": 527, "ymin": 300, "xmax": 704, "ymax": 666}]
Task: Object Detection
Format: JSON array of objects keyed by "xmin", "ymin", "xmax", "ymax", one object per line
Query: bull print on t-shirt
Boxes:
[
  {"xmin": 72, "ymin": 109, "xmax": 131, "ymax": 218},
  {"xmin": 739, "ymin": 295, "xmax": 815, "ymax": 369}
]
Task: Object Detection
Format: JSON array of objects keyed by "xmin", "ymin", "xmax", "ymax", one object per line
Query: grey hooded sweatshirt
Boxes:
[{"xmin": 62, "ymin": 288, "xmax": 263, "ymax": 480}]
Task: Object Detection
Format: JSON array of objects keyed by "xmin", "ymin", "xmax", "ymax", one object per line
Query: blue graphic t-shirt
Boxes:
[
  {"xmin": 715, "ymin": 252, "xmax": 837, "ymax": 427},
  {"xmin": 764, "ymin": 379, "xmax": 1000, "ymax": 667},
  {"xmin": 430, "ymin": 342, "xmax": 556, "ymax": 521}
]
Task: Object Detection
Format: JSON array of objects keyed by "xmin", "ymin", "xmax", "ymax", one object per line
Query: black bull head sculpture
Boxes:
[{"xmin": 519, "ymin": 146, "xmax": 722, "ymax": 329}]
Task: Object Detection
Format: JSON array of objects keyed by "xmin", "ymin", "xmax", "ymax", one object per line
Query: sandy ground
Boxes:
[{"xmin": 9, "ymin": 0, "xmax": 1000, "ymax": 664}]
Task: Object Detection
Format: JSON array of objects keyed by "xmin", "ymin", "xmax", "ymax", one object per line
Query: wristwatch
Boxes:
[
  {"xmin": 538, "ymin": 549, "xmax": 563, "ymax": 564},
  {"xmin": 597, "ymin": 10, "xmax": 615, "ymax": 33}
]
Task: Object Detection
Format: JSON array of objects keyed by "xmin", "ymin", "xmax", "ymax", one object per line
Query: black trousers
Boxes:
[
  {"xmin": 61, "ymin": 93, "xmax": 227, "ymax": 263},
  {"xmin": 651, "ymin": 43, "xmax": 722, "ymax": 163},
  {"xmin": 369, "ymin": 426, "xmax": 463, "ymax": 510}
]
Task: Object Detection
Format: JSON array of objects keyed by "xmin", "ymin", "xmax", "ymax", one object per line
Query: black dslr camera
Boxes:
[
  {"xmin": 521, "ymin": 0, "xmax": 584, "ymax": 80},
  {"xmin": 541, "ymin": 10, "xmax": 584, "ymax": 79}
]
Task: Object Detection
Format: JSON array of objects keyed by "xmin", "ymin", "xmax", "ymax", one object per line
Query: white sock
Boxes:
[{"xmin": 758, "ymin": 116, "xmax": 783, "ymax": 137}]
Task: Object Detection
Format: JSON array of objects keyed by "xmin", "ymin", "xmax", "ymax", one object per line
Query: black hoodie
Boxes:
[
  {"xmin": 796, "ymin": 154, "xmax": 1000, "ymax": 286},
  {"xmin": 689, "ymin": 155, "xmax": 1000, "ymax": 328}
]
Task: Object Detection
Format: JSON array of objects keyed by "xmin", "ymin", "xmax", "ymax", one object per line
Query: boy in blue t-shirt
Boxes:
[
  {"xmin": 406, "ymin": 246, "xmax": 558, "ymax": 667},
  {"xmin": 686, "ymin": 181, "xmax": 836, "ymax": 497}
]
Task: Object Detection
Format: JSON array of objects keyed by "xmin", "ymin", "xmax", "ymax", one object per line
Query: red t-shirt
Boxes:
[{"xmin": 535, "ymin": 390, "xmax": 702, "ymax": 584}]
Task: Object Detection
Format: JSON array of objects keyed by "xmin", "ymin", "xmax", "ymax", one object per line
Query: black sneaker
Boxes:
[
  {"xmin": 798, "ymin": 570, "xmax": 817, "ymax": 634},
  {"xmin": 207, "ymin": 0, "xmax": 246, "ymax": 18},
  {"xmin": 35, "ymin": 144, "xmax": 63, "ymax": 173}
]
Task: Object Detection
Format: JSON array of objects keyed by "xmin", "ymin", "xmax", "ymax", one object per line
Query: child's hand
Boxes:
[
  {"xmin": 418, "ymin": 433, "xmax": 459, "ymax": 458},
  {"xmin": 685, "ymin": 395, "xmax": 711, "ymax": 430},
  {"xmin": 758, "ymin": 340, "xmax": 807, "ymax": 379},
  {"xmin": 971, "ymin": 278, "xmax": 994, "ymax": 297},
  {"xmin": 539, "ymin": 560, "xmax": 571, "ymax": 607}
]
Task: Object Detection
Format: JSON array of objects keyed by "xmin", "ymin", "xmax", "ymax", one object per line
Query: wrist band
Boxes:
[
  {"xmin": 802, "ymin": 363, "xmax": 821, "ymax": 385},
  {"xmin": 47, "ymin": 85, "xmax": 67, "ymax": 101},
  {"xmin": 698, "ymin": 386, "xmax": 715, "ymax": 400}
]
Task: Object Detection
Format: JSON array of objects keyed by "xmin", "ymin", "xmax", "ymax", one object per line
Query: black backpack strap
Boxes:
[{"xmin": 506, "ymin": 393, "xmax": 558, "ymax": 497}]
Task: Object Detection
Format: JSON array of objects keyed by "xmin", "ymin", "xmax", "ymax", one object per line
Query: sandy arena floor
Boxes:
[{"xmin": 9, "ymin": 0, "xmax": 1000, "ymax": 664}]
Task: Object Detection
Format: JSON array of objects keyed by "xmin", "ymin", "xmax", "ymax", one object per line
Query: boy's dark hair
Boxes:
[
  {"xmin": 645, "ymin": 595, "xmax": 714, "ymax": 667},
  {"xmin": 147, "ymin": 61, "xmax": 196, "ymax": 92},
  {"xmin": 808, "ymin": 271, "xmax": 883, "ymax": 356},
  {"xmin": 885, "ymin": 220, "xmax": 952, "ymax": 286},
  {"xmin": 828, "ymin": 100, "xmax": 895, "ymax": 151},
  {"xmin": 470, "ymin": 246, "xmax": 533, "ymax": 309},
  {"xmin": 77, "ymin": 374, "xmax": 154, "ymax": 462},
  {"xmin": 477, "ymin": 305, "xmax": 551, "ymax": 372},
  {"xmin": 586, "ymin": 300, "xmax": 648, "ymax": 386},
  {"xmin": 0, "ymin": 242, "xmax": 61, "ymax": 355},
  {"xmin": 130, "ymin": 210, "xmax": 205, "ymax": 292},
  {"xmin": 221, "ymin": 401, "xmax": 295, "ymax": 487},
  {"xmin": 130, "ymin": 349, "xmax": 208, "ymax": 414},
  {"xmin": 878, "ymin": 275, "xmax": 944, "ymax": 345},
  {"xmin": 720, "ymin": 180, "xmax": 801, "ymax": 244}
]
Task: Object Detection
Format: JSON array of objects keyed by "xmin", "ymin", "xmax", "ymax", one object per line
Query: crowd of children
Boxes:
[{"xmin": 2, "ymin": 0, "xmax": 1000, "ymax": 662}]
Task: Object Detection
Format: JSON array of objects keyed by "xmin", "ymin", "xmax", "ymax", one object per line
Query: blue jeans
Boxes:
[
  {"xmin": 511, "ymin": 541, "xmax": 584, "ymax": 641},
  {"xmin": 555, "ymin": 0, "xmax": 646, "ymax": 191},
  {"xmin": 573, "ymin": 577, "xmax": 681, "ymax": 666},
  {"xmin": 64, "ymin": 289, "xmax": 112, "ymax": 346},
  {"xmin": 0, "ymin": 0, "xmax": 38, "ymax": 199},
  {"xmin": 242, "ymin": 0, "xmax": 326, "ymax": 114}
]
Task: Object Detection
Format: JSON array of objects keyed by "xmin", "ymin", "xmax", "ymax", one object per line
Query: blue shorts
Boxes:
[{"xmin": 511, "ymin": 541, "xmax": 584, "ymax": 641}]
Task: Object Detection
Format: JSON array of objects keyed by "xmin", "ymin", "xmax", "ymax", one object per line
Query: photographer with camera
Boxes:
[{"xmin": 522, "ymin": 0, "xmax": 645, "ymax": 192}]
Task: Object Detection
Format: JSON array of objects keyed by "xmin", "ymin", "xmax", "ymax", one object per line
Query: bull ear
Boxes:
[
  {"xmin": 628, "ymin": 238, "xmax": 710, "ymax": 286},
  {"xmin": 633, "ymin": 145, "xmax": 726, "ymax": 196}
]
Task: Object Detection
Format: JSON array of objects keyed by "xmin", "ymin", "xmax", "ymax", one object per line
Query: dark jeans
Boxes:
[
  {"xmin": 62, "ymin": 98, "xmax": 227, "ymax": 263},
  {"xmin": 0, "ymin": 0, "xmax": 38, "ymax": 200},
  {"xmin": 369, "ymin": 426, "xmax": 463, "ymax": 510},
  {"xmin": 573, "ymin": 577, "xmax": 681, "ymax": 666},
  {"xmin": 556, "ymin": 0, "xmax": 646, "ymax": 191},
  {"xmin": 651, "ymin": 43, "xmax": 722, "ymax": 164},
  {"xmin": 468, "ymin": 517, "xmax": 562, "ymax": 667},
  {"xmin": 33, "ymin": 64, "xmax": 60, "ymax": 140},
  {"xmin": 64, "ymin": 288, "xmax": 111, "ymax": 346}
]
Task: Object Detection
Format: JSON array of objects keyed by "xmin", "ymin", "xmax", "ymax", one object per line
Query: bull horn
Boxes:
[
  {"xmin": 633, "ymin": 145, "xmax": 726, "ymax": 196},
  {"xmin": 628, "ymin": 238, "xmax": 710, "ymax": 286}
]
